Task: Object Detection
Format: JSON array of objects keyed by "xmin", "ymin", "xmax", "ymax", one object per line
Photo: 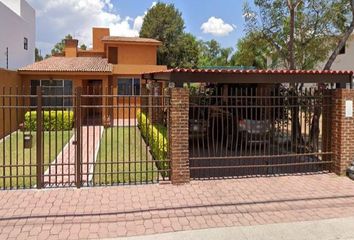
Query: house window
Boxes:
[
  {"xmin": 30, "ymin": 80, "xmax": 73, "ymax": 106},
  {"xmin": 339, "ymin": 45, "xmax": 346, "ymax": 55},
  {"xmin": 24, "ymin": 38, "xmax": 28, "ymax": 50},
  {"xmin": 117, "ymin": 78, "xmax": 140, "ymax": 95},
  {"xmin": 108, "ymin": 47, "xmax": 118, "ymax": 64}
]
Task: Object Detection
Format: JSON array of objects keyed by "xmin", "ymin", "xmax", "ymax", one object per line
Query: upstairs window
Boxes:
[
  {"xmin": 24, "ymin": 38, "xmax": 28, "ymax": 50},
  {"xmin": 108, "ymin": 47, "xmax": 118, "ymax": 64}
]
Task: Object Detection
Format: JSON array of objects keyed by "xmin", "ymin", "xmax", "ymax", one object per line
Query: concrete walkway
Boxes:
[
  {"xmin": 43, "ymin": 126, "xmax": 103, "ymax": 187},
  {"xmin": 1, "ymin": 174, "xmax": 354, "ymax": 239},
  {"xmin": 114, "ymin": 217, "xmax": 354, "ymax": 240}
]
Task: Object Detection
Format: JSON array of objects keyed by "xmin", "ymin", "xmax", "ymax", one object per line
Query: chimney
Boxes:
[
  {"xmin": 92, "ymin": 27, "xmax": 110, "ymax": 52},
  {"xmin": 64, "ymin": 39, "xmax": 78, "ymax": 57}
]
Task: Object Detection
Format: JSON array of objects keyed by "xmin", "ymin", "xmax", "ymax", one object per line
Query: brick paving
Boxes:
[
  {"xmin": 0, "ymin": 174, "xmax": 354, "ymax": 239},
  {"xmin": 44, "ymin": 126, "xmax": 103, "ymax": 187}
]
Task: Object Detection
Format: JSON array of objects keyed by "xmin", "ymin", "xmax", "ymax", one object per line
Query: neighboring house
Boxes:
[
  {"xmin": 18, "ymin": 27, "xmax": 167, "ymax": 122},
  {"xmin": 0, "ymin": 0, "xmax": 35, "ymax": 70},
  {"xmin": 322, "ymin": 34, "xmax": 354, "ymax": 71},
  {"xmin": 267, "ymin": 34, "xmax": 354, "ymax": 72}
]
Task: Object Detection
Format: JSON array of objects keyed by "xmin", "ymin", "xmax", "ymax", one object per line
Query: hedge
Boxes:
[
  {"xmin": 24, "ymin": 110, "xmax": 74, "ymax": 131},
  {"xmin": 137, "ymin": 111, "xmax": 169, "ymax": 177}
]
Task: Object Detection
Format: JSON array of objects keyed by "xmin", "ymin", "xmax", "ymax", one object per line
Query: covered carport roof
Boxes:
[{"xmin": 142, "ymin": 68, "xmax": 354, "ymax": 86}]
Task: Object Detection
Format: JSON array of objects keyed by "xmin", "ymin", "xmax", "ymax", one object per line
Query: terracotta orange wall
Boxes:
[
  {"xmin": 93, "ymin": 28, "xmax": 110, "ymax": 52},
  {"xmin": 0, "ymin": 69, "xmax": 24, "ymax": 139},
  {"xmin": 106, "ymin": 44, "xmax": 158, "ymax": 65}
]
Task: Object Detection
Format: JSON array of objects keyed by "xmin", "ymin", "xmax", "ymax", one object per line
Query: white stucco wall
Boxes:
[
  {"xmin": 0, "ymin": 0, "xmax": 35, "ymax": 70},
  {"xmin": 325, "ymin": 35, "xmax": 354, "ymax": 71}
]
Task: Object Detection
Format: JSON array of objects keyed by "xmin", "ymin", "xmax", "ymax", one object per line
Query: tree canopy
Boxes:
[
  {"xmin": 140, "ymin": 3, "xmax": 188, "ymax": 68},
  {"xmin": 51, "ymin": 34, "xmax": 73, "ymax": 56},
  {"xmin": 240, "ymin": 0, "xmax": 354, "ymax": 70}
]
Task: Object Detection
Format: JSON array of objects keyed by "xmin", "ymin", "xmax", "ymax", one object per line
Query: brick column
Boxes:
[
  {"xmin": 169, "ymin": 87, "xmax": 190, "ymax": 184},
  {"xmin": 148, "ymin": 82, "xmax": 164, "ymax": 124},
  {"xmin": 331, "ymin": 89, "xmax": 354, "ymax": 175}
]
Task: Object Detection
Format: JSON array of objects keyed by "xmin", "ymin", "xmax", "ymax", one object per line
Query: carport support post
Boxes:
[
  {"xmin": 331, "ymin": 89, "xmax": 354, "ymax": 175},
  {"xmin": 169, "ymin": 86, "xmax": 190, "ymax": 184}
]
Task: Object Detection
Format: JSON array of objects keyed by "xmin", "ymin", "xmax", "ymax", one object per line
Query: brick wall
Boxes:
[
  {"xmin": 169, "ymin": 87, "xmax": 190, "ymax": 184},
  {"xmin": 331, "ymin": 89, "xmax": 354, "ymax": 175}
]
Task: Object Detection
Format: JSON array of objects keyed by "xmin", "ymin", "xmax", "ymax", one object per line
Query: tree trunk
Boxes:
[
  {"xmin": 309, "ymin": 0, "xmax": 354, "ymax": 153},
  {"xmin": 288, "ymin": 7, "xmax": 296, "ymax": 70},
  {"xmin": 324, "ymin": 0, "xmax": 354, "ymax": 70}
]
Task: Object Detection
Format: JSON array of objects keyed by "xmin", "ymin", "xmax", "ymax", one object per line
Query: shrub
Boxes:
[
  {"xmin": 24, "ymin": 110, "xmax": 74, "ymax": 131},
  {"xmin": 137, "ymin": 111, "xmax": 169, "ymax": 177}
]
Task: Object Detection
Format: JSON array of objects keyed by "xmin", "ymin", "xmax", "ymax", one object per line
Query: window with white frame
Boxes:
[{"xmin": 117, "ymin": 78, "xmax": 140, "ymax": 95}]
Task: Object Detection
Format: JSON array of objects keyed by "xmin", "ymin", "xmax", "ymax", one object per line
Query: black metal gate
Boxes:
[
  {"xmin": 189, "ymin": 84, "xmax": 333, "ymax": 179},
  {"xmin": 0, "ymin": 86, "xmax": 170, "ymax": 190}
]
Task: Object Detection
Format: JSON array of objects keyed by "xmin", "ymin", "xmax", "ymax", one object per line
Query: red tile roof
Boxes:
[
  {"xmin": 147, "ymin": 68, "xmax": 354, "ymax": 75},
  {"xmin": 101, "ymin": 36, "xmax": 161, "ymax": 44},
  {"xmin": 19, "ymin": 57, "xmax": 112, "ymax": 72}
]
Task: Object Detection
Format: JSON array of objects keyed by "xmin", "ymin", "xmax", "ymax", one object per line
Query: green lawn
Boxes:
[
  {"xmin": 94, "ymin": 127, "xmax": 159, "ymax": 185},
  {"xmin": 0, "ymin": 130, "xmax": 73, "ymax": 189}
]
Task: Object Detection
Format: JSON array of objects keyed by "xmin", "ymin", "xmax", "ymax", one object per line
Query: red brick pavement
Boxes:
[
  {"xmin": 1, "ymin": 174, "xmax": 354, "ymax": 239},
  {"xmin": 43, "ymin": 126, "xmax": 103, "ymax": 187}
]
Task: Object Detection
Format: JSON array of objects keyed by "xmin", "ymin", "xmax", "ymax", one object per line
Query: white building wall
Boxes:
[
  {"xmin": 0, "ymin": 0, "xmax": 35, "ymax": 70},
  {"xmin": 325, "ymin": 35, "xmax": 354, "ymax": 71}
]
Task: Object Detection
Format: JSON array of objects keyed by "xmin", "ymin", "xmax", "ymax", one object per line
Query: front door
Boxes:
[{"xmin": 86, "ymin": 80, "xmax": 102, "ymax": 124}]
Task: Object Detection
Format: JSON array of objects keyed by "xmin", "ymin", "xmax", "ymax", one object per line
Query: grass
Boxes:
[
  {"xmin": 93, "ymin": 127, "xmax": 158, "ymax": 185},
  {"xmin": 0, "ymin": 130, "xmax": 73, "ymax": 189}
]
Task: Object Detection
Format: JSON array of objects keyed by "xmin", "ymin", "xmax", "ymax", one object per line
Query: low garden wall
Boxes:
[{"xmin": 0, "ymin": 69, "xmax": 23, "ymax": 139}]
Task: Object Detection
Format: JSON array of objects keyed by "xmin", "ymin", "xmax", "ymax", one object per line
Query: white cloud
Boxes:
[
  {"xmin": 27, "ymin": 0, "xmax": 148, "ymax": 54},
  {"xmin": 201, "ymin": 17, "xmax": 235, "ymax": 37}
]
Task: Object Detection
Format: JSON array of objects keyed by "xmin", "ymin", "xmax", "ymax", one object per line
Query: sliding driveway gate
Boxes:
[
  {"xmin": 0, "ymin": 86, "xmax": 171, "ymax": 189},
  {"xmin": 189, "ymin": 84, "xmax": 334, "ymax": 179}
]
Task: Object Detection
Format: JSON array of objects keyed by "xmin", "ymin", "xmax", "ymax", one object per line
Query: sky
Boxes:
[{"xmin": 27, "ymin": 0, "xmax": 247, "ymax": 55}]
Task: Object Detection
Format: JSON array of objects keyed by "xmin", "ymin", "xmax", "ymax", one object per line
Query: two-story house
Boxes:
[
  {"xmin": 0, "ymin": 0, "xmax": 35, "ymax": 70},
  {"xmin": 18, "ymin": 27, "xmax": 167, "ymax": 122}
]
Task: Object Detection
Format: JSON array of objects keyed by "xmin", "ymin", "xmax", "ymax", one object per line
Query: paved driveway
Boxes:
[{"xmin": 0, "ymin": 174, "xmax": 354, "ymax": 239}]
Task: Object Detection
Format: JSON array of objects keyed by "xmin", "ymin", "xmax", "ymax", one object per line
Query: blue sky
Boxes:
[{"xmin": 27, "ymin": 0, "xmax": 247, "ymax": 55}]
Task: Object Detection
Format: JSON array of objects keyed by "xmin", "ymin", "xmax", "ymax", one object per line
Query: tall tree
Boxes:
[
  {"xmin": 35, "ymin": 48, "xmax": 43, "ymax": 62},
  {"xmin": 140, "ymin": 3, "xmax": 186, "ymax": 68},
  {"xmin": 243, "ymin": 0, "xmax": 354, "ymax": 151},
  {"xmin": 198, "ymin": 40, "xmax": 233, "ymax": 67},
  {"xmin": 231, "ymin": 32, "xmax": 269, "ymax": 69},
  {"xmin": 243, "ymin": 0, "xmax": 351, "ymax": 70},
  {"xmin": 51, "ymin": 34, "xmax": 73, "ymax": 56},
  {"xmin": 324, "ymin": 0, "xmax": 354, "ymax": 69}
]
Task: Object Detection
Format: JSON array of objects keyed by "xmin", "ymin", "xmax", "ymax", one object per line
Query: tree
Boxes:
[
  {"xmin": 324, "ymin": 0, "xmax": 354, "ymax": 69},
  {"xmin": 140, "ymin": 3, "xmax": 184, "ymax": 67},
  {"xmin": 35, "ymin": 48, "xmax": 43, "ymax": 62},
  {"xmin": 243, "ymin": 0, "xmax": 351, "ymax": 70},
  {"xmin": 231, "ymin": 32, "xmax": 269, "ymax": 69},
  {"xmin": 51, "ymin": 34, "xmax": 73, "ymax": 56},
  {"xmin": 198, "ymin": 40, "xmax": 233, "ymax": 67},
  {"xmin": 174, "ymin": 33, "xmax": 200, "ymax": 68},
  {"xmin": 80, "ymin": 44, "xmax": 87, "ymax": 50},
  {"xmin": 243, "ymin": 0, "xmax": 354, "ymax": 151}
]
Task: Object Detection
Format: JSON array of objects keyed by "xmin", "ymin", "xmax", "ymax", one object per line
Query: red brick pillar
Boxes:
[
  {"xmin": 331, "ymin": 89, "xmax": 354, "ymax": 175},
  {"xmin": 169, "ymin": 87, "xmax": 190, "ymax": 184}
]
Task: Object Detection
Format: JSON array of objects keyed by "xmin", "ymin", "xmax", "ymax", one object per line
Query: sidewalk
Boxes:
[
  {"xmin": 0, "ymin": 174, "xmax": 354, "ymax": 239},
  {"xmin": 114, "ymin": 217, "xmax": 354, "ymax": 240}
]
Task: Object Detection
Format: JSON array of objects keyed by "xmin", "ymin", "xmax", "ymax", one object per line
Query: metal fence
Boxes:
[
  {"xmin": 0, "ymin": 86, "xmax": 171, "ymax": 190},
  {"xmin": 189, "ymin": 84, "xmax": 333, "ymax": 179}
]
